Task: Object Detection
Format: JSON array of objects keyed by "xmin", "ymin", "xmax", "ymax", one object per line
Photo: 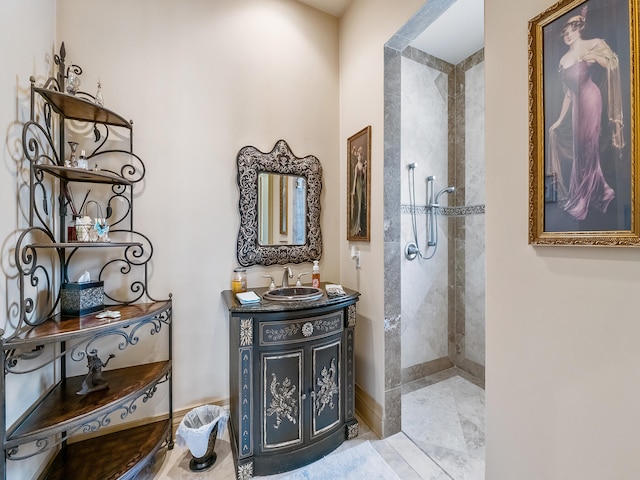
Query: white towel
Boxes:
[{"xmin": 236, "ymin": 291, "xmax": 261, "ymax": 304}]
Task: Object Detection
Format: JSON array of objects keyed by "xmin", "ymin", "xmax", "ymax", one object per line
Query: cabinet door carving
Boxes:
[
  {"xmin": 262, "ymin": 350, "xmax": 304, "ymax": 450},
  {"xmin": 312, "ymin": 340, "xmax": 341, "ymax": 438}
]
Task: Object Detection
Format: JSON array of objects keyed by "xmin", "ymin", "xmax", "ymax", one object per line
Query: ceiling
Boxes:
[
  {"xmin": 410, "ymin": 0, "xmax": 484, "ymax": 65},
  {"xmin": 295, "ymin": 0, "xmax": 353, "ymax": 18},
  {"xmin": 296, "ymin": 0, "xmax": 484, "ymax": 65}
]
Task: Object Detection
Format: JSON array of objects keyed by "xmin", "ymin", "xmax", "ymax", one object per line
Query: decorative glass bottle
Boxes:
[
  {"xmin": 67, "ymin": 141, "xmax": 79, "ymax": 168},
  {"xmin": 66, "ymin": 67, "xmax": 81, "ymax": 95},
  {"xmin": 95, "ymin": 80, "xmax": 104, "ymax": 106}
]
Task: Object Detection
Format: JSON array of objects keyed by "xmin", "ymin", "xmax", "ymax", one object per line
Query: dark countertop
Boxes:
[{"xmin": 222, "ymin": 282, "xmax": 360, "ymax": 313}]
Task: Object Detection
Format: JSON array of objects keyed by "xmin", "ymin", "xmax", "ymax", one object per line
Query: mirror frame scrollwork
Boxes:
[{"xmin": 236, "ymin": 139, "xmax": 322, "ymax": 266}]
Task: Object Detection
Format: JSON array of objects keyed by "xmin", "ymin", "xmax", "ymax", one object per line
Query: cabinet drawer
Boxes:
[{"xmin": 259, "ymin": 311, "xmax": 343, "ymax": 346}]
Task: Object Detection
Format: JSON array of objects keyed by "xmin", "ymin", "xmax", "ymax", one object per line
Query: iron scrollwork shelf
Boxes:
[
  {"xmin": 5, "ymin": 364, "xmax": 171, "ymax": 459},
  {"xmin": 2, "ymin": 303, "xmax": 173, "ymax": 465},
  {"xmin": 4, "ymin": 302, "xmax": 172, "ymax": 369},
  {"xmin": 33, "ymin": 164, "xmax": 134, "ymax": 186},
  {"xmin": 11, "ymin": 224, "xmax": 161, "ymax": 333},
  {"xmin": 1, "ymin": 42, "xmax": 172, "ymax": 480}
]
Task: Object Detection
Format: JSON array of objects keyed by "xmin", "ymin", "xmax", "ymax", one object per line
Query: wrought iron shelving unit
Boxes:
[{"xmin": 1, "ymin": 43, "xmax": 173, "ymax": 480}]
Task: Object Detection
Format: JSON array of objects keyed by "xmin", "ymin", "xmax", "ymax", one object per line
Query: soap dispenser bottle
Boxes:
[{"xmin": 312, "ymin": 260, "xmax": 320, "ymax": 288}]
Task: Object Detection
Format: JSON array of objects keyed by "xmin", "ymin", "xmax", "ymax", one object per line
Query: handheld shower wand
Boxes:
[{"xmin": 405, "ymin": 163, "xmax": 422, "ymax": 260}]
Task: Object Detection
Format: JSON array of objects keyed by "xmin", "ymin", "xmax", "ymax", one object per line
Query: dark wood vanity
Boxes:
[{"xmin": 223, "ymin": 284, "xmax": 359, "ymax": 479}]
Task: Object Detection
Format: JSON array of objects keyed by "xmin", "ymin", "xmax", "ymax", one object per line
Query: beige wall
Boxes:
[
  {"xmin": 0, "ymin": 3, "xmax": 55, "ymax": 325},
  {"xmin": 0, "ymin": 0, "xmax": 340, "ymax": 414},
  {"xmin": 338, "ymin": 0, "xmax": 424, "ymax": 408},
  {"xmin": 56, "ymin": 0, "xmax": 341, "ymax": 411},
  {"xmin": 485, "ymin": 0, "xmax": 640, "ymax": 478},
  {"xmin": 0, "ymin": 3, "xmax": 57, "ymax": 479}
]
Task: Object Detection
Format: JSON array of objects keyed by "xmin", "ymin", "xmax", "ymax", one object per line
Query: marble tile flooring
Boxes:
[
  {"xmin": 401, "ymin": 369, "xmax": 485, "ymax": 480},
  {"xmin": 149, "ymin": 368, "xmax": 485, "ymax": 480}
]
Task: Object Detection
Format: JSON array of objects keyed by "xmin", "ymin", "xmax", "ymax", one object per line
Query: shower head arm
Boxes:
[{"xmin": 433, "ymin": 186, "xmax": 455, "ymax": 206}]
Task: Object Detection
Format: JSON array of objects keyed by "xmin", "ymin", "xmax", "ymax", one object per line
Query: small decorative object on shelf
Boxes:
[
  {"xmin": 68, "ymin": 141, "xmax": 79, "ymax": 167},
  {"xmin": 75, "ymin": 200, "xmax": 110, "ymax": 242},
  {"xmin": 67, "ymin": 223, "xmax": 77, "ymax": 241},
  {"xmin": 94, "ymin": 217, "xmax": 109, "ymax": 241},
  {"xmin": 95, "ymin": 80, "xmax": 104, "ymax": 106},
  {"xmin": 77, "ymin": 149, "xmax": 88, "ymax": 170},
  {"xmin": 77, "ymin": 352, "xmax": 116, "ymax": 395},
  {"xmin": 66, "ymin": 64, "xmax": 81, "ymax": 95},
  {"xmin": 61, "ymin": 276, "xmax": 105, "ymax": 316},
  {"xmin": 75, "ymin": 216, "xmax": 92, "ymax": 242},
  {"xmin": 95, "ymin": 309, "xmax": 121, "ymax": 319},
  {"xmin": 63, "ymin": 184, "xmax": 88, "ymax": 241}
]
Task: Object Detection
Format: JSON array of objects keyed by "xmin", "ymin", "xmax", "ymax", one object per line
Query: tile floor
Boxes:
[
  {"xmin": 401, "ymin": 369, "xmax": 485, "ymax": 480},
  {"xmin": 149, "ymin": 368, "xmax": 485, "ymax": 480}
]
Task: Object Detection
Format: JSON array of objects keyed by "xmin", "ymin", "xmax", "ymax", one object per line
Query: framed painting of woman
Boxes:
[
  {"xmin": 347, "ymin": 126, "xmax": 371, "ymax": 242},
  {"xmin": 528, "ymin": 0, "xmax": 638, "ymax": 245}
]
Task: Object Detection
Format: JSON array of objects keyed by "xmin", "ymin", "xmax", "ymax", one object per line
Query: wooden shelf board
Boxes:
[
  {"xmin": 43, "ymin": 419, "xmax": 170, "ymax": 480},
  {"xmin": 35, "ymin": 164, "xmax": 133, "ymax": 186},
  {"xmin": 5, "ymin": 301, "xmax": 171, "ymax": 348},
  {"xmin": 35, "ymin": 88, "xmax": 131, "ymax": 128},
  {"xmin": 8, "ymin": 361, "xmax": 170, "ymax": 443},
  {"xmin": 29, "ymin": 241, "xmax": 142, "ymax": 249}
]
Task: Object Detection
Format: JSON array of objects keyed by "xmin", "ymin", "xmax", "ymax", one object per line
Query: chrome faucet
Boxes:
[{"xmin": 282, "ymin": 266, "xmax": 293, "ymax": 287}]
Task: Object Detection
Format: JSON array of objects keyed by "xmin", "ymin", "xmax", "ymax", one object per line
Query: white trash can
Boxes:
[{"xmin": 176, "ymin": 405, "xmax": 229, "ymax": 471}]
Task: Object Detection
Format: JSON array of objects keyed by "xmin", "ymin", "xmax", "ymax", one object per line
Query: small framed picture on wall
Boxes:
[{"xmin": 347, "ymin": 126, "xmax": 371, "ymax": 242}]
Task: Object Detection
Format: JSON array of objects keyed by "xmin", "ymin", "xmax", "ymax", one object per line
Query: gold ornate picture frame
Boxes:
[
  {"xmin": 347, "ymin": 126, "xmax": 371, "ymax": 242},
  {"xmin": 528, "ymin": 0, "xmax": 638, "ymax": 245}
]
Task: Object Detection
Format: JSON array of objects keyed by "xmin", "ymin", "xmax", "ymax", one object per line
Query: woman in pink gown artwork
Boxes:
[{"xmin": 548, "ymin": 6, "xmax": 624, "ymax": 222}]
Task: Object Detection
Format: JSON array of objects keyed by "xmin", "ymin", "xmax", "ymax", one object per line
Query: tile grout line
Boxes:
[{"xmin": 386, "ymin": 433, "xmax": 454, "ymax": 480}]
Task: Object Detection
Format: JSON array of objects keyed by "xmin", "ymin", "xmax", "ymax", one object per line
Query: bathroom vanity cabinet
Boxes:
[
  {"xmin": 1, "ymin": 44, "xmax": 172, "ymax": 480},
  {"xmin": 223, "ymin": 285, "xmax": 359, "ymax": 479}
]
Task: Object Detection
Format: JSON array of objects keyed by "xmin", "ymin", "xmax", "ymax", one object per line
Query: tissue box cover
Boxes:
[{"xmin": 61, "ymin": 281, "xmax": 104, "ymax": 316}]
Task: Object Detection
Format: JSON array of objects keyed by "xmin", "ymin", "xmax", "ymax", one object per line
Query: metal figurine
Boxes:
[{"xmin": 77, "ymin": 352, "xmax": 115, "ymax": 395}]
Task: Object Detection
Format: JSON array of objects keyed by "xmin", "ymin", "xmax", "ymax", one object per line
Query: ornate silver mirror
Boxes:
[{"xmin": 236, "ymin": 140, "xmax": 322, "ymax": 266}]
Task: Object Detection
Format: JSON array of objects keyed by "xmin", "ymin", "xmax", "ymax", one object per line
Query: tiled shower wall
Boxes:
[{"xmin": 399, "ymin": 47, "xmax": 485, "ymax": 385}]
